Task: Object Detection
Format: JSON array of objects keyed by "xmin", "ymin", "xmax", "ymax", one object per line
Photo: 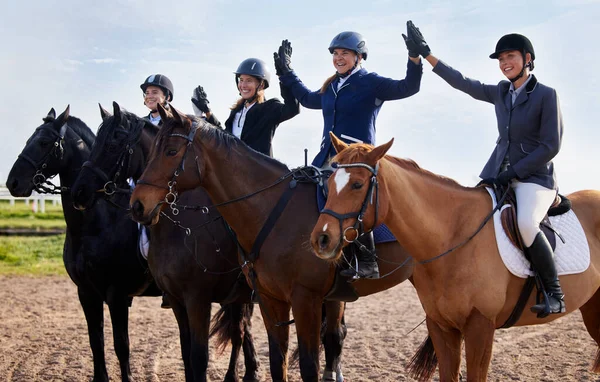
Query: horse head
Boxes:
[
  {"xmin": 311, "ymin": 132, "xmax": 394, "ymax": 261},
  {"xmin": 6, "ymin": 105, "xmax": 90, "ymax": 197},
  {"xmin": 71, "ymin": 102, "xmax": 151, "ymax": 210},
  {"xmin": 130, "ymin": 104, "xmax": 206, "ymax": 225}
]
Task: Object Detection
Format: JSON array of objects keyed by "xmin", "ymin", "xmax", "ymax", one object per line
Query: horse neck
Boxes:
[
  {"xmin": 134, "ymin": 125, "xmax": 156, "ymax": 181},
  {"xmin": 198, "ymin": 137, "xmax": 290, "ymax": 246},
  {"xmin": 378, "ymin": 158, "xmax": 489, "ymax": 263},
  {"xmin": 60, "ymin": 135, "xmax": 92, "ymax": 232}
]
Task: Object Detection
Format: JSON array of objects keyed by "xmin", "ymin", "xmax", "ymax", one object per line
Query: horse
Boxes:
[
  {"xmin": 127, "ymin": 104, "xmax": 415, "ymax": 382},
  {"xmin": 310, "ymin": 132, "xmax": 600, "ymax": 381},
  {"xmin": 5, "ymin": 106, "xmax": 162, "ymax": 382},
  {"xmin": 70, "ymin": 102, "xmax": 259, "ymax": 382}
]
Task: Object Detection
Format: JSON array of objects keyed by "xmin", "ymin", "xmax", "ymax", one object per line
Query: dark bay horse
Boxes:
[
  {"xmin": 70, "ymin": 102, "xmax": 259, "ymax": 382},
  {"xmin": 311, "ymin": 132, "xmax": 600, "ymax": 381},
  {"xmin": 128, "ymin": 105, "xmax": 414, "ymax": 382},
  {"xmin": 6, "ymin": 106, "xmax": 161, "ymax": 382}
]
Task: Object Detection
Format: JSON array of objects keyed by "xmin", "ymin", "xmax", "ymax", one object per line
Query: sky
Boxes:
[{"xmin": 2, "ymin": 0, "xmax": 599, "ymax": 194}]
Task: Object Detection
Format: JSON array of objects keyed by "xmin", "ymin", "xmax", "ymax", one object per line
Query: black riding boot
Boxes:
[
  {"xmin": 339, "ymin": 232, "xmax": 380, "ymax": 279},
  {"xmin": 528, "ymin": 232, "xmax": 566, "ymax": 318}
]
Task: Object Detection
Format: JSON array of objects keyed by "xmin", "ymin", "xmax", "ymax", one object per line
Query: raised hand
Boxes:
[
  {"xmin": 407, "ymin": 20, "xmax": 431, "ymax": 58},
  {"xmin": 275, "ymin": 39, "xmax": 293, "ymax": 75},
  {"xmin": 191, "ymin": 85, "xmax": 210, "ymax": 114},
  {"xmin": 402, "ymin": 33, "xmax": 420, "ymax": 58}
]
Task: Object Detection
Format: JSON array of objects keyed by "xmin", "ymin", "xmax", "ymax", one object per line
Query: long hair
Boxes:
[
  {"xmin": 230, "ymin": 89, "xmax": 265, "ymax": 110},
  {"xmin": 320, "ymin": 74, "xmax": 338, "ymax": 94}
]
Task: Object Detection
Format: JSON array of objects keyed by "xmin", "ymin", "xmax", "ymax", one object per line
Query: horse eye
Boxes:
[
  {"xmin": 351, "ymin": 182, "xmax": 363, "ymax": 190},
  {"xmin": 166, "ymin": 148, "xmax": 178, "ymax": 157}
]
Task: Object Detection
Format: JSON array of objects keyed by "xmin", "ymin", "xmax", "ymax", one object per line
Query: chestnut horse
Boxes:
[
  {"xmin": 70, "ymin": 102, "xmax": 259, "ymax": 382},
  {"xmin": 311, "ymin": 132, "xmax": 600, "ymax": 381},
  {"xmin": 128, "ymin": 105, "xmax": 414, "ymax": 382}
]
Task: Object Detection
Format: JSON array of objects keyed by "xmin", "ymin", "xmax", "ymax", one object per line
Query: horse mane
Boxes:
[
  {"xmin": 334, "ymin": 143, "xmax": 465, "ymax": 189},
  {"xmin": 158, "ymin": 115, "xmax": 290, "ymax": 173},
  {"xmin": 66, "ymin": 116, "xmax": 96, "ymax": 147}
]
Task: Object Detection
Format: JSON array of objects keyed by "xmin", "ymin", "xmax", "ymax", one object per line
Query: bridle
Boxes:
[
  {"xmin": 320, "ymin": 161, "xmax": 379, "ymax": 244},
  {"xmin": 18, "ymin": 122, "xmax": 69, "ymax": 194},
  {"xmin": 81, "ymin": 119, "xmax": 146, "ymax": 200},
  {"xmin": 136, "ymin": 120, "xmax": 201, "ymax": 216}
]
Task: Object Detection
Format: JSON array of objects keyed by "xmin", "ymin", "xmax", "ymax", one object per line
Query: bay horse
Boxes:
[
  {"xmin": 70, "ymin": 102, "xmax": 259, "ymax": 382},
  {"xmin": 311, "ymin": 132, "xmax": 600, "ymax": 381},
  {"xmin": 128, "ymin": 105, "xmax": 414, "ymax": 382},
  {"xmin": 5, "ymin": 106, "xmax": 162, "ymax": 382}
]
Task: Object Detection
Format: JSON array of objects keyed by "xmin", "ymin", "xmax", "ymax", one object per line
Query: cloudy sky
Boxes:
[{"xmin": 2, "ymin": 0, "xmax": 599, "ymax": 193}]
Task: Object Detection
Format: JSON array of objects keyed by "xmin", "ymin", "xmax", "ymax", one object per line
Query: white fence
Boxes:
[{"xmin": 0, "ymin": 186, "xmax": 62, "ymax": 213}]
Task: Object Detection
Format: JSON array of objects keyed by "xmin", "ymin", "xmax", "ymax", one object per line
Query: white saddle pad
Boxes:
[
  {"xmin": 486, "ymin": 187, "xmax": 590, "ymax": 278},
  {"xmin": 138, "ymin": 224, "xmax": 149, "ymax": 260}
]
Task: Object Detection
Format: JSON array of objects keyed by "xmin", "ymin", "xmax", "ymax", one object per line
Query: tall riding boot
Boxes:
[
  {"xmin": 528, "ymin": 232, "xmax": 566, "ymax": 318},
  {"xmin": 340, "ymin": 232, "xmax": 380, "ymax": 279}
]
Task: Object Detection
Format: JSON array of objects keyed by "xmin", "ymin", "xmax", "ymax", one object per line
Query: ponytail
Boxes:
[{"xmin": 319, "ymin": 73, "xmax": 338, "ymax": 94}]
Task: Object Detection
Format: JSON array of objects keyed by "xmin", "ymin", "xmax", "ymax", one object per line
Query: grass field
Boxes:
[{"xmin": 0, "ymin": 200, "xmax": 66, "ymax": 275}]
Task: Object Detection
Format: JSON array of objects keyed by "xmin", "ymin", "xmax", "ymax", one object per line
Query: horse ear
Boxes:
[
  {"xmin": 46, "ymin": 108, "xmax": 56, "ymax": 120},
  {"xmin": 157, "ymin": 103, "xmax": 170, "ymax": 122},
  {"xmin": 367, "ymin": 138, "xmax": 394, "ymax": 163},
  {"xmin": 99, "ymin": 103, "xmax": 112, "ymax": 120},
  {"xmin": 329, "ymin": 132, "xmax": 349, "ymax": 154},
  {"xmin": 55, "ymin": 105, "xmax": 70, "ymax": 127},
  {"xmin": 170, "ymin": 106, "xmax": 184, "ymax": 127}
]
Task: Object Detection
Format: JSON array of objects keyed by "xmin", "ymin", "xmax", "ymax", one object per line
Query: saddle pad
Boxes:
[
  {"xmin": 316, "ymin": 185, "xmax": 396, "ymax": 244},
  {"xmin": 138, "ymin": 224, "xmax": 150, "ymax": 260},
  {"xmin": 485, "ymin": 187, "xmax": 590, "ymax": 278}
]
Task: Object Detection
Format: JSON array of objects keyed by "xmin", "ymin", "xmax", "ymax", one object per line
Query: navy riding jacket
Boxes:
[{"xmin": 280, "ymin": 60, "xmax": 423, "ymax": 167}]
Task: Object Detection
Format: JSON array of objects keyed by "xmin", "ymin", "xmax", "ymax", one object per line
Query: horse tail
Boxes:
[
  {"xmin": 407, "ymin": 335, "xmax": 438, "ymax": 381},
  {"xmin": 210, "ymin": 303, "xmax": 253, "ymax": 354}
]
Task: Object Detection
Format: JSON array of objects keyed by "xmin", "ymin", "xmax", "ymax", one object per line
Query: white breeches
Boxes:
[{"xmin": 512, "ymin": 180, "xmax": 557, "ymax": 247}]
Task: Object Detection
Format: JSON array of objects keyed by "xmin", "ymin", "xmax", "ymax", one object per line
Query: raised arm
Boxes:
[{"xmin": 191, "ymin": 85, "xmax": 223, "ymax": 128}]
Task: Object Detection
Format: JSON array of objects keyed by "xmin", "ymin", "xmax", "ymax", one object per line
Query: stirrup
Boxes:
[{"xmin": 531, "ymin": 292, "xmax": 565, "ymax": 318}]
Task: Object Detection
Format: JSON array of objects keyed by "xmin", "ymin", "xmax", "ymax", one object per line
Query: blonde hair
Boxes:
[{"xmin": 230, "ymin": 89, "xmax": 265, "ymax": 110}]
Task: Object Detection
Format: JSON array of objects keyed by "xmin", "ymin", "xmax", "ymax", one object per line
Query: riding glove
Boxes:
[
  {"xmin": 402, "ymin": 33, "xmax": 420, "ymax": 58},
  {"xmin": 191, "ymin": 86, "xmax": 211, "ymax": 114},
  {"xmin": 407, "ymin": 20, "xmax": 431, "ymax": 58},
  {"xmin": 495, "ymin": 167, "xmax": 517, "ymax": 187},
  {"xmin": 275, "ymin": 39, "xmax": 293, "ymax": 76}
]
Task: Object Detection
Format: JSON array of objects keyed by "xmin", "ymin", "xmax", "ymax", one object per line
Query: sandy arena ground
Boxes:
[{"xmin": 0, "ymin": 275, "xmax": 597, "ymax": 381}]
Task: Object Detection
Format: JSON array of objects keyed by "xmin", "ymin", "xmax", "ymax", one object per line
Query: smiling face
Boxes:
[
  {"xmin": 332, "ymin": 48, "xmax": 359, "ymax": 74},
  {"xmin": 237, "ymin": 74, "xmax": 262, "ymax": 101},
  {"xmin": 497, "ymin": 50, "xmax": 530, "ymax": 80},
  {"xmin": 143, "ymin": 85, "xmax": 167, "ymax": 111}
]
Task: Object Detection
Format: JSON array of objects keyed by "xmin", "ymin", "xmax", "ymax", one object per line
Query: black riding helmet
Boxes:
[
  {"xmin": 234, "ymin": 58, "xmax": 271, "ymax": 90},
  {"xmin": 140, "ymin": 74, "xmax": 174, "ymax": 102},
  {"xmin": 489, "ymin": 34, "xmax": 535, "ymax": 82},
  {"xmin": 328, "ymin": 31, "xmax": 368, "ymax": 60}
]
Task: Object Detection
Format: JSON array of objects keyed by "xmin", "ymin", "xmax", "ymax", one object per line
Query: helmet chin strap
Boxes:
[
  {"xmin": 336, "ymin": 56, "xmax": 359, "ymax": 79},
  {"xmin": 508, "ymin": 51, "xmax": 531, "ymax": 83}
]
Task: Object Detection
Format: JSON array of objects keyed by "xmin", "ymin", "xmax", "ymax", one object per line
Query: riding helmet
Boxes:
[
  {"xmin": 328, "ymin": 31, "xmax": 368, "ymax": 60},
  {"xmin": 140, "ymin": 74, "xmax": 175, "ymax": 102},
  {"xmin": 489, "ymin": 33, "xmax": 535, "ymax": 61},
  {"xmin": 234, "ymin": 58, "xmax": 271, "ymax": 90}
]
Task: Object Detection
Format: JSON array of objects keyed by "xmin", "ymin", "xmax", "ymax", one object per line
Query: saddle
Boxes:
[{"xmin": 482, "ymin": 182, "xmax": 571, "ymax": 253}]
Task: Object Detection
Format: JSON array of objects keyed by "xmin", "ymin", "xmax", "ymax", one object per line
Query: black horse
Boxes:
[
  {"xmin": 70, "ymin": 102, "xmax": 260, "ymax": 382},
  {"xmin": 6, "ymin": 106, "xmax": 161, "ymax": 382}
]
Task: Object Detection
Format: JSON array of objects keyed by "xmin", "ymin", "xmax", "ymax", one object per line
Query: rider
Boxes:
[
  {"xmin": 194, "ymin": 58, "xmax": 299, "ymax": 157},
  {"xmin": 140, "ymin": 73, "xmax": 174, "ymax": 126},
  {"xmin": 274, "ymin": 30, "xmax": 423, "ymax": 279},
  {"xmin": 406, "ymin": 22, "xmax": 565, "ymax": 317}
]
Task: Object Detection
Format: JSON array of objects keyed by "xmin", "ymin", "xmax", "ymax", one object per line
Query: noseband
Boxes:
[
  {"xmin": 320, "ymin": 161, "xmax": 379, "ymax": 243},
  {"xmin": 18, "ymin": 122, "xmax": 69, "ymax": 194}
]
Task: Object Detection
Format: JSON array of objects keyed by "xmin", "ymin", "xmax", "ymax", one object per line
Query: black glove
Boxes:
[
  {"xmin": 407, "ymin": 20, "xmax": 431, "ymax": 58},
  {"xmin": 191, "ymin": 85, "xmax": 210, "ymax": 114},
  {"xmin": 496, "ymin": 167, "xmax": 517, "ymax": 187},
  {"xmin": 402, "ymin": 33, "xmax": 420, "ymax": 58},
  {"xmin": 275, "ymin": 39, "xmax": 293, "ymax": 76}
]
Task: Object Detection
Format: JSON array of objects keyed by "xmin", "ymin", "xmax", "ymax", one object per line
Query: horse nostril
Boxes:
[
  {"xmin": 131, "ymin": 200, "xmax": 144, "ymax": 218},
  {"xmin": 318, "ymin": 233, "xmax": 330, "ymax": 250},
  {"xmin": 7, "ymin": 177, "xmax": 17, "ymax": 191}
]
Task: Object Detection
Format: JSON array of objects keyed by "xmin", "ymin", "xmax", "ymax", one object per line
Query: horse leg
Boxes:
[
  {"xmin": 217, "ymin": 303, "xmax": 244, "ymax": 382},
  {"xmin": 107, "ymin": 293, "xmax": 133, "ymax": 382},
  {"xmin": 259, "ymin": 295, "xmax": 291, "ymax": 382},
  {"xmin": 426, "ymin": 316, "xmax": 462, "ymax": 382},
  {"xmin": 321, "ymin": 301, "xmax": 346, "ymax": 382},
  {"xmin": 240, "ymin": 303, "xmax": 260, "ymax": 382},
  {"xmin": 291, "ymin": 288, "xmax": 323, "ymax": 382},
  {"xmin": 186, "ymin": 298, "xmax": 212, "ymax": 382},
  {"xmin": 170, "ymin": 297, "xmax": 194, "ymax": 381},
  {"xmin": 78, "ymin": 287, "xmax": 109, "ymax": 382},
  {"xmin": 579, "ymin": 287, "xmax": 600, "ymax": 372},
  {"xmin": 463, "ymin": 310, "xmax": 495, "ymax": 382}
]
